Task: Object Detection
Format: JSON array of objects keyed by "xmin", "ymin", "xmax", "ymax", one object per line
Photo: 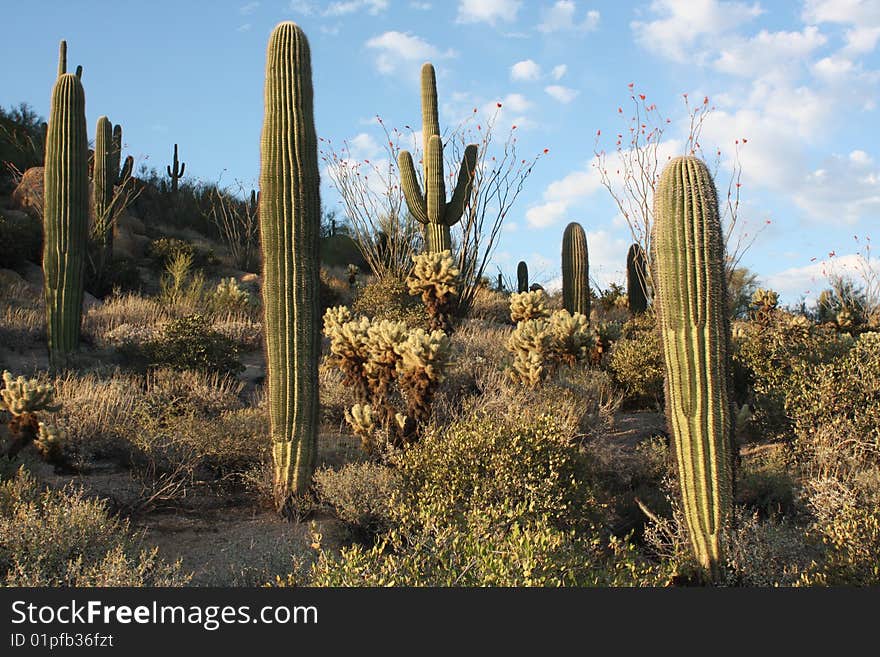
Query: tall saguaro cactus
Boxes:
[
  {"xmin": 43, "ymin": 73, "xmax": 89, "ymax": 369},
  {"xmin": 166, "ymin": 143, "xmax": 186, "ymax": 193},
  {"xmin": 398, "ymin": 63, "xmax": 478, "ymax": 254},
  {"xmin": 562, "ymin": 221, "xmax": 589, "ymax": 317},
  {"xmin": 517, "ymin": 260, "xmax": 529, "ymax": 293},
  {"xmin": 259, "ymin": 21, "xmax": 321, "ymax": 514},
  {"xmin": 92, "ymin": 118, "xmax": 133, "ymax": 269},
  {"xmin": 652, "ymin": 155, "xmax": 733, "ymax": 580},
  {"xmin": 626, "ymin": 243, "xmax": 649, "ymax": 315}
]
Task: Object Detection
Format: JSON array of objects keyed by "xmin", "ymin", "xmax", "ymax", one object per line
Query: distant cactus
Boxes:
[
  {"xmin": 34, "ymin": 421, "xmax": 68, "ymax": 464},
  {"xmin": 1, "ymin": 371, "xmax": 61, "ymax": 459},
  {"xmin": 406, "ymin": 250, "xmax": 460, "ymax": 332},
  {"xmin": 509, "ymin": 289, "xmax": 550, "ymax": 323},
  {"xmin": 652, "ymin": 155, "xmax": 733, "ymax": 581},
  {"xmin": 399, "ymin": 62, "xmax": 478, "ymax": 253},
  {"xmin": 44, "ymin": 73, "xmax": 89, "ymax": 369},
  {"xmin": 506, "ymin": 310, "xmax": 593, "ymax": 386},
  {"xmin": 562, "ymin": 221, "xmax": 589, "ymax": 317},
  {"xmin": 750, "ymin": 288, "xmax": 778, "ymax": 323},
  {"xmin": 626, "ymin": 243, "xmax": 648, "ymax": 315},
  {"xmin": 260, "ymin": 22, "xmax": 321, "ymax": 514},
  {"xmin": 517, "ymin": 260, "xmax": 529, "ymax": 293},
  {"xmin": 166, "ymin": 143, "xmax": 186, "ymax": 193}
]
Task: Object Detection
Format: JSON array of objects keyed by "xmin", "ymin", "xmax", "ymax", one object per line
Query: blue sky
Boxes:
[{"xmin": 3, "ymin": 1, "xmax": 880, "ymax": 304}]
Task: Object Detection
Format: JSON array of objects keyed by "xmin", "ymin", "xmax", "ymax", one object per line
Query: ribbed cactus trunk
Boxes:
[
  {"xmin": 652, "ymin": 155, "xmax": 733, "ymax": 581},
  {"xmin": 627, "ymin": 243, "xmax": 649, "ymax": 315},
  {"xmin": 260, "ymin": 21, "xmax": 321, "ymax": 515},
  {"xmin": 562, "ymin": 221, "xmax": 589, "ymax": 316},
  {"xmin": 399, "ymin": 63, "xmax": 477, "ymax": 255},
  {"xmin": 517, "ymin": 260, "xmax": 528, "ymax": 293},
  {"xmin": 93, "ymin": 116, "xmax": 114, "ymax": 266},
  {"xmin": 43, "ymin": 73, "xmax": 89, "ymax": 370}
]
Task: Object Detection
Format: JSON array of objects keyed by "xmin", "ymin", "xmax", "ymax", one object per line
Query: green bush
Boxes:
[
  {"xmin": 352, "ymin": 275, "xmax": 427, "ymax": 327},
  {"xmin": 800, "ymin": 505, "xmax": 880, "ymax": 586},
  {"xmin": 0, "ymin": 467, "xmax": 188, "ymax": 586},
  {"xmin": 731, "ymin": 312, "xmax": 852, "ymax": 440},
  {"xmin": 314, "ymin": 462, "xmax": 397, "ymax": 535},
  {"xmin": 608, "ymin": 313, "xmax": 664, "ymax": 407},
  {"xmin": 0, "ymin": 210, "xmax": 42, "ymax": 269},
  {"xmin": 145, "ymin": 314, "xmax": 244, "ymax": 375}
]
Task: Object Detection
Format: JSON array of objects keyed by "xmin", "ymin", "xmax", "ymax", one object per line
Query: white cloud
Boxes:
[
  {"xmin": 410, "ymin": 1, "xmax": 432, "ymax": 8},
  {"xmin": 511, "ymin": 59, "xmax": 541, "ymax": 81},
  {"xmin": 456, "ymin": 0, "xmax": 522, "ymax": 25},
  {"xmin": 347, "ymin": 133, "xmax": 382, "ymax": 159},
  {"xmin": 551, "ymin": 64, "xmax": 567, "ymax": 80},
  {"xmin": 239, "ymin": 1, "xmax": 260, "ymax": 14},
  {"xmin": 631, "ymin": 0, "xmax": 763, "ymax": 62},
  {"xmin": 236, "ymin": 23, "xmax": 252, "ymax": 31},
  {"xmin": 803, "ymin": 1, "xmax": 880, "ymax": 55},
  {"xmin": 538, "ymin": 2, "xmax": 600, "ymax": 33},
  {"xmin": 288, "ymin": 0, "xmax": 316, "ymax": 14},
  {"xmin": 325, "ymin": 0, "xmax": 389, "ymax": 16},
  {"xmin": 502, "ymin": 93, "xmax": 531, "ymax": 113},
  {"xmin": 526, "ymin": 200, "xmax": 570, "ymax": 228},
  {"xmin": 792, "ymin": 150, "xmax": 880, "ymax": 224},
  {"xmin": 365, "ymin": 31, "xmax": 451, "ymax": 75},
  {"xmin": 714, "ymin": 27, "xmax": 827, "ymax": 79},
  {"xmin": 763, "ymin": 251, "xmax": 880, "ymax": 303},
  {"xmin": 545, "ymin": 84, "xmax": 579, "ymax": 103}
]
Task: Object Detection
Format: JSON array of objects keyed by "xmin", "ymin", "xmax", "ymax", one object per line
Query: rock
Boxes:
[
  {"xmin": 11, "ymin": 167, "xmax": 44, "ymax": 217},
  {"xmin": 0, "ymin": 268, "xmax": 28, "ymax": 288},
  {"xmin": 116, "ymin": 213, "xmax": 145, "ymax": 235},
  {"xmin": 20, "ymin": 262, "xmax": 44, "ymax": 288},
  {"xmin": 113, "ymin": 228, "xmax": 150, "ymax": 260}
]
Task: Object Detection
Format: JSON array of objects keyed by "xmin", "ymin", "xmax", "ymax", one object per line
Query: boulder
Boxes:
[
  {"xmin": 116, "ymin": 213, "xmax": 145, "ymax": 235},
  {"xmin": 11, "ymin": 167, "xmax": 44, "ymax": 217}
]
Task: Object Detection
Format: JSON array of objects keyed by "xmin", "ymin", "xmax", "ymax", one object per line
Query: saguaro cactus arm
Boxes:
[
  {"xmin": 444, "ymin": 143, "xmax": 477, "ymax": 225},
  {"xmin": 398, "ymin": 150, "xmax": 429, "ymax": 224}
]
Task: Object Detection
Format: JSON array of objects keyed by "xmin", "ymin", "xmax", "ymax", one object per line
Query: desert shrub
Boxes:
[
  {"xmin": 308, "ymin": 510, "xmax": 663, "ymax": 587},
  {"xmin": 466, "ymin": 286, "xmax": 510, "ymax": 324},
  {"xmin": 83, "ymin": 292, "xmax": 169, "ymax": 347},
  {"xmin": 0, "ymin": 210, "xmax": 41, "ymax": 269},
  {"xmin": 736, "ymin": 444, "xmax": 796, "ymax": 517},
  {"xmin": 305, "ymin": 411, "xmax": 663, "ymax": 586},
  {"xmin": 0, "ymin": 467, "xmax": 188, "ymax": 586},
  {"xmin": 799, "ymin": 504, "xmax": 880, "ymax": 586},
  {"xmin": 158, "ymin": 250, "xmax": 205, "ymax": 311},
  {"xmin": 144, "ymin": 314, "xmax": 244, "ymax": 375},
  {"xmin": 148, "ymin": 236, "xmax": 216, "ymax": 270},
  {"xmin": 314, "ymin": 462, "xmax": 397, "ymax": 535},
  {"xmin": 352, "ymin": 275, "xmax": 427, "ymax": 327},
  {"xmin": 210, "ymin": 314, "xmax": 263, "ymax": 351},
  {"xmin": 210, "ymin": 277, "xmax": 252, "ymax": 314},
  {"xmin": 731, "ymin": 311, "xmax": 852, "ymax": 439},
  {"xmin": 406, "ymin": 251, "xmax": 459, "ymax": 332},
  {"xmin": 608, "ymin": 312, "xmax": 664, "ymax": 407},
  {"xmin": 0, "ymin": 277, "xmax": 44, "ymax": 345},
  {"xmin": 318, "ymin": 357, "xmax": 348, "ymax": 425}
]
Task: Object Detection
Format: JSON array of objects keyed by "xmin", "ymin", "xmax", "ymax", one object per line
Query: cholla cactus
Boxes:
[
  {"xmin": 347, "ymin": 264, "xmax": 359, "ymax": 290},
  {"xmin": 509, "ymin": 289, "xmax": 550, "ymax": 323},
  {"xmin": 1, "ymin": 371, "xmax": 60, "ymax": 417},
  {"xmin": 836, "ymin": 307, "xmax": 854, "ymax": 331},
  {"xmin": 507, "ymin": 319, "xmax": 552, "ymax": 387},
  {"xmin": 750, "ymin": 288, "xmax": 778, "ymax": 323},
  {"xmin": 547, "ymin": 310, "xmax": 593, "ymax": 367},
  {"xmin": 406, "ymin": 250, "xmax": 460, "ymax": 333},
  {"xmin": 364, "ymin": 319, "xmax": 408, "ymax": 433},
  {"xmin": 323, "ymin": 307, "xmax": 371, "ymax": 401},
  {"xmin": 212, "ymin": 277, "xmax": 251, "ymax": 311},
  {"xmin": 395, "ymin": 328, "xmax": 451, "ymax": 423},
  {"xmin": 345, "ymin": 403, "xmax": 376, "ymax": 450},
  {"xmin": 34, "ymin": 421, "xmax": 67, "ymax": 464}
]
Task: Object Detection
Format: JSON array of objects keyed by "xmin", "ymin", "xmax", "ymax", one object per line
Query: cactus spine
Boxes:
[
  {"xmin": 43, "ymin": 73, "xmax": 89, "ymax": 369},
  {"xmin": 652, "ymin": 155, "xmax": 733, "ymax": 580},
  {"xmin": 517, "ymin": 260, "xmax": 529, "ymax": 293},
  {"xmin": 626, "ymin": 243, "xmax": 649, "ymax": 315},
  {"xmin": 260, "ymin": 22, "xmax": 321, "ymax": 514},
  {"xmin": 399, "ymin": 63, "xmax": 478, "ymax": 254},
  {"xmin": 166, "ymin": 143, "xmax": 185, "ymax": 193},
  {"xmin": 561, "ymin": 221, "xmax": 589, "ymax": 317}
]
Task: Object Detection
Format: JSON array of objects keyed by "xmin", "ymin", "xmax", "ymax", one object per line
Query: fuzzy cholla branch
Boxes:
[
  {"xmin": 509, "ymin": 289, "xmax": 550, "ymax": 323},
  {"xmin": 395, "ymin": 328, "xmax": 451, "ymax": 425},
  {"xmin": 407, "ymin": 250, "xmax": 460, "ymax": 333},
  {"xmin": 506, "ymin": 311, "xmax": 594, "ymax": 387},
  {"xmin": 1, "ymin": 371, "xmax": 60, "ymax": 416}
]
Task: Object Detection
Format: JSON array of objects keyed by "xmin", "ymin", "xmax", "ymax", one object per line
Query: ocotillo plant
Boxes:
[
  {"xmin": 517, "ymin": 260, "xmax": 529, "ymax": 293},
  {"xmin": 259, "ymin": 21, "xmax": 321, "ymax": 515},
  {"xmin": 166, "ymin": 143, "xmax": 186, "ymax": 193},
  {"xmin": 43, "ymin": 73, "xmax": 89, "ymax": 370},
  {"xmin": 562, "ymin": 221, "xmax": 589, "ymax": 317},
  {"xmin": 626, "ymin": 243, "xmax": 649, "ymax": 315},
  {"xmin": 652, "ymin": 155, "xmax": 733, "ymax": 581},
  {"xmin": 398, "ymin": 62, "xmax": 478, "ymax": 254}
]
